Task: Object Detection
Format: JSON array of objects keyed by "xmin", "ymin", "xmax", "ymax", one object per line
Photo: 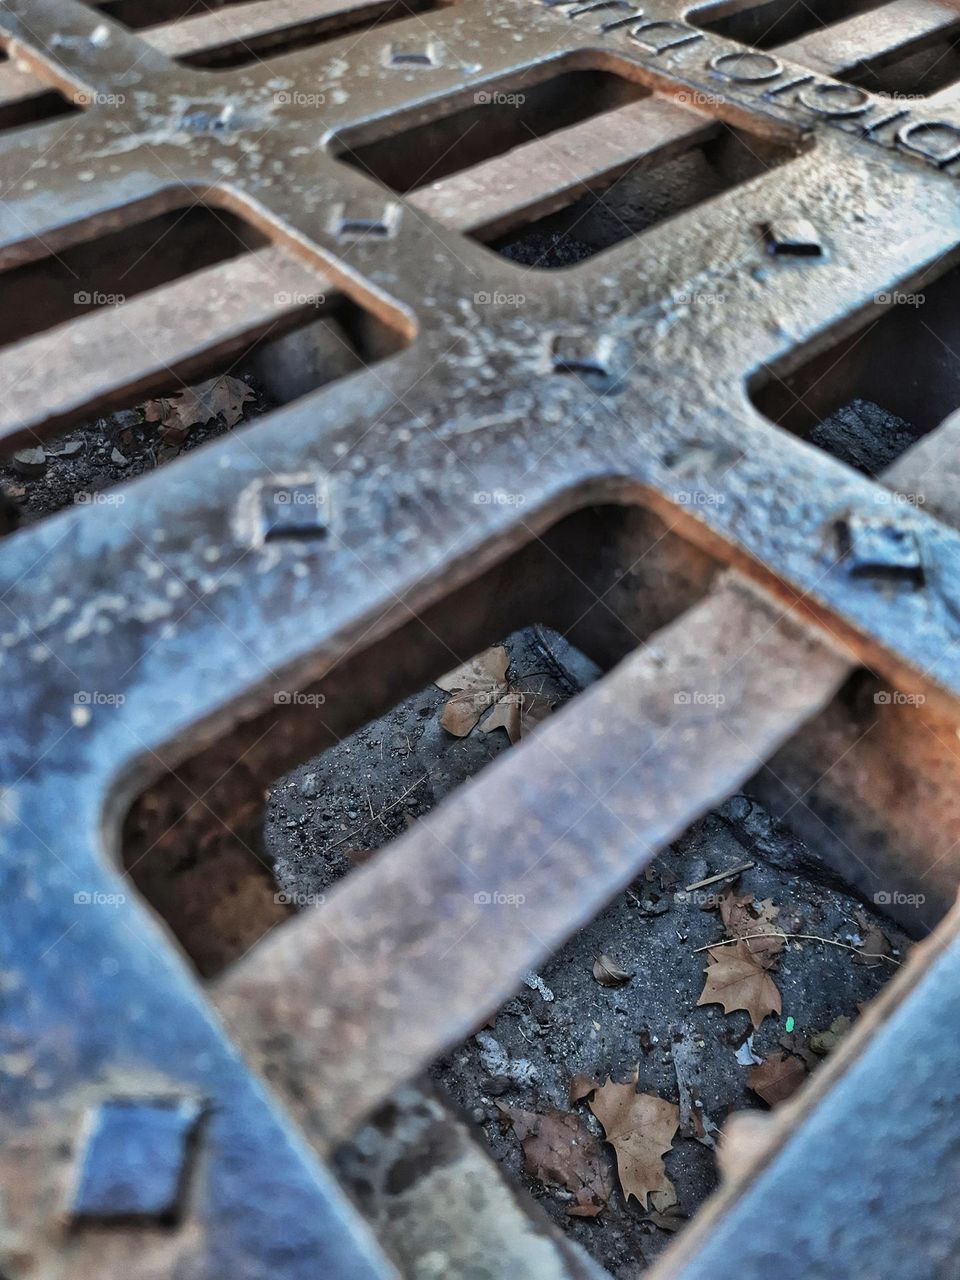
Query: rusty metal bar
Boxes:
[{"xmin": 776, "ymin": 0, "xmax": 960, "ymax": 80}]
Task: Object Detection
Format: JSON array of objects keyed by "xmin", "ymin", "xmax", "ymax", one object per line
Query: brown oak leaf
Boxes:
[
  {"xmin": 436, "ymin": 648, "xmax": 555, "ymax": 742},
  {"xmin": 718, "ymin": 891, "xmax": 785, "ymax": 967},
  {"xmin": 588, "ymin": 1069, "xmax": 679, "ymax": 1209},
  {"xmin": 748, "ymin": 1051, "xmax": 807, "ymax": 1107},
  {"xmin": 499, "ymin": 1104, "xmax": 612, "ymax": 1217},
  {"xmin": 144, "ymin": 375, "xmax": 254, "ymax": 441},
  {"xmin": 697, "ymin": 940, "xmax": 781, "ymax": 1029},
  {"xmin": 436, "ymin": 646, "xmax": 509, "ymax": 737}
]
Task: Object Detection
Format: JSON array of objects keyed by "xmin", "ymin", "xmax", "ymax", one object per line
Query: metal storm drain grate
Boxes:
[{"xmin": 3, "ymin": 0, "xmax": 960, "ymax": 1277}]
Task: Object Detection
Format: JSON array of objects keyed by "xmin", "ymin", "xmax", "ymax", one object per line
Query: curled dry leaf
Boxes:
[
  {"xmin": 498, "ymin": 1103, "xmax": 612, "ymax": 1217},
  {"xmin": 143, "ymin": 375, "xmax": 255, "ymax": 440},
  {"xmin": 697, "ymin": 940, "xmax": 781, "ymax": 1029},
  {"xmin": 436, "ymin": 646, "xmax": 509, "ymax": 738},
  {"xmin": 747, "ymin": 1051, "xmax": 807, "ymax": 1107},
  {"xmin": 593, "ymin": 952, "xmax": 633, "ymax": 988},
  {"xmin": 479, "ymin": 691, "xmax": 522, "ymax": 744},
  {"xmin": 588, "ymin": 1068, "xmax": 679, "ymax": 1209},
  {"xmin": 435, "ymin": 648, "xmax": 555, "ymax": 743}
]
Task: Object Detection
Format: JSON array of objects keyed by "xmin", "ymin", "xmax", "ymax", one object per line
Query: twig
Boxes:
[
  {"xmin": 694, "ymin": 931, "xmax": 900, "ymax": 966},
  {"xmin": 685, "ymin": 861, "xmax": 754, "ymax": 892},
  {"xmin": 321, "ymin": 774, "xmax": 429, "ymax": 856}
]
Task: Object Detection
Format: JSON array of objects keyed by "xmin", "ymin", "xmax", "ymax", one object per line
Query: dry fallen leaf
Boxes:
[
  {"xmin": 748, "ymin": 1051, "xmax": 807, "ymax": 1107},
  {"xmin": 718, "ymin": 891, "xmax": 785, "ymax": 967},
  {"xmin": 479, "ymin": 691, "xmax": 522, "ymax": 743},
  {"xmin": 437, "ymin": 648, "xmax": 556, "ymax": 743},
  {"xmin": 144, "ymin": 375, "xmax": 255, "ymax": 441},
  {"xmin": 697, "ymin": 941, "xmax": 782, "ymax": 1029},
  {"xmin": 436, "ymin": 646, "xmax": 509, "ymax": 737},
  {"xmin": 499, "ymin": 1103, "xmax": 612, "ymax": 1217},
  {"xmin": 593, "ymin": 952, "xmax": 633, "ymax": 988},
  {"xmin": 588, "ymin": 1068, "xmax": 679, "ymax": 1209}
]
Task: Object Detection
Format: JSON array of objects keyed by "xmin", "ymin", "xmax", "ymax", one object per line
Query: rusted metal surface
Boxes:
[{"xmin": 3, "ymin": 0, "xmax": 960, "ymax": 1276}]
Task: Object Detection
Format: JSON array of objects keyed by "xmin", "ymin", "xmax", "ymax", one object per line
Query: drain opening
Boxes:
[
  {"xmin": 751, "ymin": 256, "xmax": 960, "ymax": 476},
  {"xmin": 844, "ymin": 21, "xmax": 960, "ymax": 98},
  {"xmin": 120, "ymin": 503, "xmax": 721, "ymax": 976},
  {"xmin": 336, "ymin": 68, "xmax": 648, "ymax": 194},
  {"xmin": 495, "ymin": 127, "xmax": 794, "ymax": 269},
  {"xmin": 0, "ymin": 299, "xmax": 402, "ymax": 529},
  {"xmin": 335, "ymin": 61, "xmax": 801, "ymax": 268},
  {"xmin": 692, "ymin": 0, "xmax": 887, "ymax": 50},
  {"xmin": 0, "ymin": 202, "xmax": 406, "ymax": 528},
  {"xmin": 87, "ymin": 0, "xmax": 456, "ymax": 69},
  {"xmin": 694, "ymin": 0, "xmax": 960, "ymax": 99},
  {"xmin": 0, "ymin": 204, "xmax": 265, "ymax": 348}
]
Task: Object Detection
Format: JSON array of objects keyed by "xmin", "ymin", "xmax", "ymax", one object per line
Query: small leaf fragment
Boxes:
[{"xmin": 809, "ymin": 1015, "xmax": 851, "ymax": 1057}]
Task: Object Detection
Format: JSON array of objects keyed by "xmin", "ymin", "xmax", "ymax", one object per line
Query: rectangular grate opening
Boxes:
[
  {"xmin": 0, "ymin": 50, "xmax": 81, "ymax": 134},
  {"xmin": 335, "ymin": 66, "xmax": 648, "ymax": 194},
  {"xmin": 120, "ymin": 504, "xmax": 721, "ymax": 977},
  {"xmin": 0, "ymin": 204, "xmax": 266, "ymax": 349},
  {"xmin": 335, "ymin": 63, "xmax": 800, "ymax": 267},
  {"xmin": 0, "ymin": 297, "xmax": 404, "ymax": 529},
  {"xmin": 493, "ymin": 126, "xmax": 795, "ymax": 269},
  {"xmin": 692, "ymin": 0, "xmax": 886, "ymax": 50},
  {"xmin": 750, "ymin": 255, "xmax": 960, "ymax": 476},
  {"xmin": 89, "ymin": 0, "xmax": 455, "ymax": 70}
]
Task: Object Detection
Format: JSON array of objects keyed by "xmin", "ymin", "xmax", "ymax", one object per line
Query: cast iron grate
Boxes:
[{"xmin": 2, "ymin": 1, "xmax": 960, "ymax": 1277}]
